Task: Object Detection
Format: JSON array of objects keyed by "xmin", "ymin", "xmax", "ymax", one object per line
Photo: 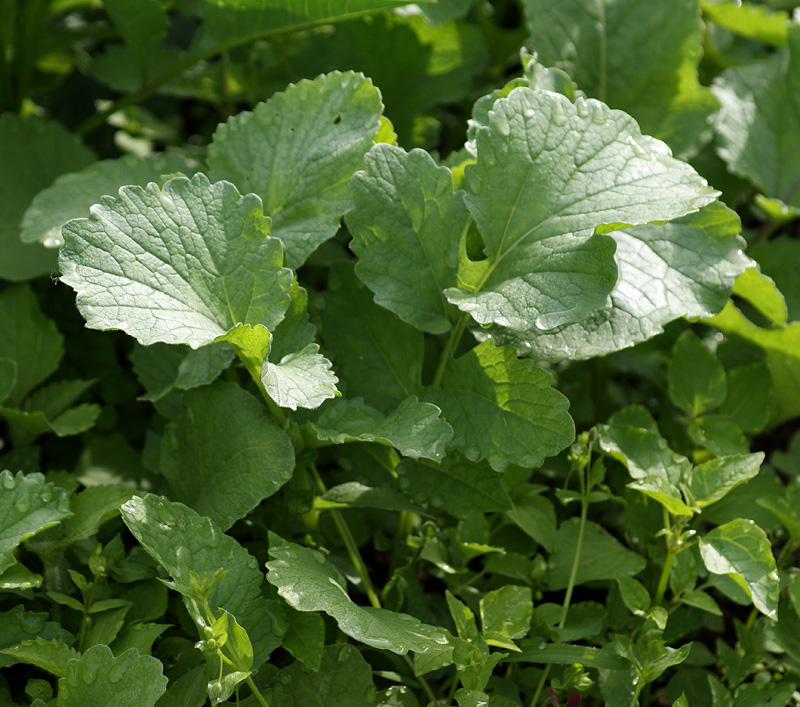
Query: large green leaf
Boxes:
[
  {"xmin": 311, "ymin": 396, "xmax": 453, "ymax": 462},
  {"xmin": 713, "ymin": 23, "xmax": 800, "ymax": 206},
  {"xmin": 266, "ymin": 534, "xmax": 452, "ymax": 659},
  {"xmin": 699, "ymin": 519, "xmax": 779, "ymax": 618},
  {"xmin": 159, "ymin": 382, "xmax": 294, "ymax": 530},
  {"xmin": 548, "ymin": 518, "xmax": 646, "ymax": 590},
  {"xmin": 56, "ymin": 645, "xmax": 166, "ymax": 707},
  {"xmin": 668, "ymin": 330, "xmax": 727, "ymax": 416},
  {"xmin": 347, "ymin": 144, "xmax": 468, "ymax": 334},
  {"xmin": 523, "ymin": 0, "xmax": 719, "ymax": 158},
  {"xmin": 121, "ymin": 494, "xmax": 285, "ymax": 668},
  {"xmin": 0, "ymin": 115, "xmax": 94, "ymax": 281},
  {"xmin": 0, "ymin": 471, "xmax": 71, "ymax": 575},
  {"xmin": 208, "ymin": 71, "xmax": 382, "ymax": 267},
  {"xmin": 448, "ymin": 89, "xmax": 718, "ymax": 338},
  {"xmin": 59, "ymin": 173, "xmax": 293, "ymax": 349},
  {"xmin": 505, "ymin": 203, "xmax": 749, "ymax": 361},
  {"xmin": 278, "ymin": 644, "xmax": 376, "ymax": 707},
  {"xmin": 0, "ymin": 285, "xmax": 63, "ymax": 407},
  {"xmin": 0, "ymin": 610, "xmax": 72, "ymax": 670},
  {"xmin": 320, "ymin": 262, "xmax": 424, "ymax": 412},
  {"xmin": 21, "ymin": 153, "xmax": 199, "ymax": 247},
  {"xmin": 396, "ymin": 457, "xmax": 512, "ymax": 519},
  {"xmin": 425, "ymin": 340, "xmax": 574, "ymax": 472}
]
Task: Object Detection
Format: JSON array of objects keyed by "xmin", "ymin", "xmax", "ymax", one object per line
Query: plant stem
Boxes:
[
  {"xmin": 629, "ymin": 679, "xmax": 644, "ymax": 707},
  {"xmin": 654, "ymin": 546, "xmax": 676, "ymax": 607},
  {"xmin": 245, "ymin": 676, "xmax": 270, "ymax": 707},
  {"xmin": 432, "ymin": 313, "xmax": 469, "ymax": 386}
]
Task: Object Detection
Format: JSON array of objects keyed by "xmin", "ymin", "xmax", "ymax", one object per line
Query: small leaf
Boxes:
[
  {"xmin": 668, "ymin": 330, "xmax": 727, "ymax": 416},
  {"xmin": 59, "ymin": 172, "xmax": 293, "ymax": 349},
  {"xmin": 426, "ymin": 340, "xmax": 574, "ymax": 472},
  {"xmin": 0, "ymin": 471, "xmax": 72, "ymax": 575},
  {"xmin": 446, "ymin": 591, "xmax": 479, "ymax": 642},
  {"xmin": 121, "ymin": 494, "xmax": 286, "ymax": 669},
  {"xmin": 686, "ymin": 453, "xmax": 764, "ymax": 510},
  {"xmin": 480, "ymin": 585, "xmax": 533, "ymax": 640},
  {"xmin": 396, "ymin": 457, "xmax": 511, "ymax": 519},
  {"xmin": 159, "ymin": 381, "xmax": 294, "ymax": 530},
  {"xmin": 699, "ymin": 518, "xmax": 779, "ymax": 618},
  {"xmin": 208, "ymin": 71, "xmax": 382, "ymax": 267},
  {"xmin": 261, "ymin": 344, "xmax": 339, "ymax": 410},
  {"xmin": 627, "ymin": 475, "xmax": 694, "ymax": 517},
  {"xmin": 56, "ymin": 645, "xmax": 166, "ymax": 706},
  {"xmin": 506, "ymin": 641, "xmax": 629, "ymax": 670},
  {"xmin": 267, "ymin": 533, "xmax": 453, "ymax": 659},
  {"xmin": 318, "ymin": 482, "xmax": 425, "ymax": 515},
  {"xmin": 0, "ymin": 639, "xmax": 78, "ymax": 678},
  {"xmin": 615, "ymin": 573, "xmax": 651, "ymax": 616},
  {"xmin": 680, "ymin": 590, "xmax": 722, "ymax": 616},
  {"xmin": 505, "ymin": 486, "xmax": 557, "ymax": 552},
  {"xmin": 311, "ymin": 396, "xmax": 453, "ymax": 461}
]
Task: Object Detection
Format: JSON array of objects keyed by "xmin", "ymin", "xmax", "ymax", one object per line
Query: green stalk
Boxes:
[
  {"xmin": 432, "ymin": 313, "xmax": 469, "ymax": 386},
  {"xmin": 654, "ymin": 546, "xmax": 676, "ymax": 608},
  {"xmin": 245, "ymin": 676, "xmax": 270, "ymax": 707},
  {"xmin": 629, "ymin": 679, "xmax": 645, "ymax": 707}
]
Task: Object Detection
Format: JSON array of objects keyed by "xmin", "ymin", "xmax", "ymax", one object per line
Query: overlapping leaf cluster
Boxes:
[{"xmin": 2, "ymin": 1, "xmax": 800, "ymax": 706}]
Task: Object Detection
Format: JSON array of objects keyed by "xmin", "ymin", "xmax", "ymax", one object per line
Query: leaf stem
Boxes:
[
  {"xmin": 245, "ymin": 676, "xmax": 270, "ymax": 707},
  {"xmin": 432, "ymin": 313, "xmax": 470, "ymax": 386}
]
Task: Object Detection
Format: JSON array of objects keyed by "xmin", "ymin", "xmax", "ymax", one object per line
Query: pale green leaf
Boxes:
[
  {"xmin": 121, "ymin": 494, "xmax": 286, "ymax": 668},
  {"xmin": 507, "ymin": 203, "xmax": 749, "ymax": 361},
  {"xmin": 713, "ymin": 23, "xmax": 800, "ymax": 206},
  {"xmin": 0, "ymin": 114, "xmax": 94, "ymax": 281},
  {"xmin": 104, "ymin": 0, "xmax": 168, "ymax": 83},
  {"xmin": 699, "ymin": 518, "xmax": 779, "ymax": 618},
  {"xmin": 480, "ymin": 586, "xmax": 532, "ymax": 640},
  {"xmin": 267, "ymin": 533, "xmax": 453, "ymax": 658},
  {"xmin": 262, "ymin": 344, "xmax": 339, "ymax": 410},
  {"xmin": 159, "ymin": 381, "xmax": 294, "ymax": 530},
  {"xmin": 599, "ymin": 406, "xmax": 692, "ymax": 484},
  {"xmin": 220, "ymin": 323, "xmax": 271, "ymax": 384},
  {"xmin": 751, "ymin": 237, "xmax": 800, "ymax": 323},
  {"xmin": 320, "ymin": 262, "xmax": 424, "ymax": 411},
  {"xmin": 278, "ymin": 644, "xmax": 376, "ymax": 707},
  {"xmin": 0, "ymin": 285, "xmax": 63, "ymax": 407},
  {"xmin": 448, "ymin": 89, "xmax": 718, "ymax": 336},
  {"xmin": 426, "ymin": 340, "xmax": 573, "ymax": 471},
  {"xmin": 0, "ymin": 638, "xmax": 78, "ymax": 678},
  {"xmin": 731, "ymin": 267, "xmax": 787, "ymax": 326},
  {"xmin": 548, "ymin": 518, "xmax": 646, "ymax": 590},
  {"xmin": 688, "ymin": 416, "xmax": 749, "ymax": 457},
  {"xmin": 59, "ymin": 172, "xmax": 293, "ymax": 349},
  {"xmin": 56, "ymin": 645, "xmax": 166, "ymax": 706},
  {"xmin": 628, "ymin": 475, "xmax": 694, "ymax": 517},
  {"xmin": 446, "ymin": 591, "xmax": 479, "ymax": 641},
  {"xmin": 687, "ymin": 453, "xmax": 763, "ymax": 510},
  {"xmin": 396, "ymin": 457, "xmax": 511, "ymax": 519},
  {"xmin": 702, "ymin": 0, "xmax": 790, "ymax": 47},
  {"xmin": 668, "ymin": 330, "xmax": 727, "ymax": 416},
  {"xmin": 269, "ymin": 278, "xmax": 317, "ymax": 362},
  {"xmin": 524, "ymin": 0, "xmax": 719, "ymax": 157},
  {"xmin": 21, "ymin": 153, "xmax": 198, "ymax": 247},
  {"xmin": 347, "ymin": 144, "xmax": 468, "ymax": 334},
  {"xmin": 208, "ymin": 71, "xmax": 382, "ymax": 267},
  {"xmin": 0, "ymin": 471, "xmax": 71, "ymax": 575},
  {"xmin": 311, "ymin": 396, "xmax": 453, "ymax": 461},
  {"xmin": 318, "ymin": 482, "xmax": 424, "ymax": 515}
]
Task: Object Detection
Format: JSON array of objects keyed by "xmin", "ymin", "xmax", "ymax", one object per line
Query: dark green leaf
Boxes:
[{"xmin": 668, "ymin": 330, "xmax": 727, "ymax": 416}]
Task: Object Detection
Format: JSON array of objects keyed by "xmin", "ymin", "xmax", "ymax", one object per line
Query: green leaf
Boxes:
[
  {"xmin": 278, "ymin": 643, "xmax": 377, "ymax": 707},
  {"xmin": 0, "ymin": 115, "xmax": 94, "ymax": 281},
  {"xmin": 21, "ymin": 153, "xmax": 199, "ymax": 248},
  {"xmin": 0, "ymin": 404, "xmax": 101, "ymax": 441},
  {"xmin": 317, "ymin": 482, "xmax": 424, "ymax": 514},
  {"xmin": 719, "ymin": 363, "xmax": 772, "ymax": 433},
  {"xmin": 446, "ymin": 591, "xmax": 479, "ymax": 641},
  {"xmin": 0, "ymin": 358, "xmax": 15, "ymax": 404},
  {"xmin": 686, "ymin": 453, "xmax": 763, "ymax": 510},
  {"xmin": 505, "ymin": 486, "xmax": 557, "ymax": 552},
  {"xmin": 121, "ymin": 494, "xmax": 286, "ymax": 668},
  {"xmin": 266, "ymin": 533, "xmax": 453, "ymax": 658},
  {"xmin": 208, "ymin": 71, "xmax": 382, "ymax": 267},
  {"xmin": 750, "ymin": 237, "xmax": 800, "ymax": 323},
  {"xmin": 0, "ymin": 285, "xmax": 63, "ymax": 407},
  {"xmin": 425, "ymin": 340, "xmax": 574, "ymax": 471},
  {"xmin": 112, "ymin": 622, "xmax": 170, "ymax": 656},
  {"xmin": 731, "ymin": 267, "xmax": 787, "ymax": 326},
  {"xmin": 320, "ymin": 262, "xmax": 424, "ymax": 411},
  {"xmin": 396, "ymin": 457, "xmax": 511, "ymax": 519},
  {"xmin": 599, "ymin": 406, "xmax": 692, "ymax": 484},
  {"xmin": 347, "ymin": 144, "xmax": 469, "ymax": 334},
  {"xmin": 56, "ymin": 645, "xmax": 167, "ymax": 707},
  {"xmin": 699, "ymin": 519, "xmax": 779, "ymax": 618},
  {"xmin": 0, "ymin": 638, "xmax": 78, "ymax": 678},
  {"xmin": 159, "ymin": 381, "xmax": 294, "ymax": 530},
  {"xmin": 680, "ymin": 589, "xmax": 722, "ymax": 616},
  {"xmin": 713, "ymin": 23, "xmax": 800, "ymax": 205},
  {"xmin": 51, "ymin": 485, "xmax": 138, "ymax": 548},
  {"xmin": 0, "ymin": 471, "xmax": 71, "ymax": 575},
  {"xmin": 0, "ymin": 561, "xmax": 42, "ymax": 590},
  {"xmin": 480, "ymin": 585, "xmax": 532, "ymax": 640},
  {"xmin": 548, "ymin": 518, "xmax": 646, "ymax": 590},
  {"xmin": 500, "ymin": 202, "xmax": 750, "ymax": 361},
  {"xmin": 615, "ymin": 573, "xmax": 651, "ymax": 616},
  {"xmin": 506, "ymin": 641, "xmax": 629, "ymax": 670},
  {"xmin": 449, "ymin": 89, "xmax": 717, "ymax": 337},
  {"xmin": 59, "ymin": 172, "xmax": 293, "ymax": 349},
  {"xmin": 280, "ymin": 609, "xmax": 325, "ymax": 671},
  {"xmin": 0, "ymin": 606, "xmax": 71, "ymax": 669},
  {"xmin": 311, "ymin": 396, "xmax": 453, "ymax": 462},
  {"xmin": 668, "ymin": 330, "xmax": 727, "ymax": 416},
  {"xmin": 628, "ymin": 475, "xmax": 694, "ymax": 517},
  {"xmin": 523, "ymin": 0, "xmax": 719, "ymax": 157},
  {"xmin": 262, "ymin": 344, "xmax": 339, "ymax": 410},
  {"xmin": 702, "ymin": 0, "xmax": 789, "ymax": 47},
  {"xmin": 103, "ymin": 0, "xmax": 168, "ymax": 84}
]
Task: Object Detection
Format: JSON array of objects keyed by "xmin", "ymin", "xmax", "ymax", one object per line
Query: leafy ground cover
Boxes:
[{"xmin": 1, "ymin": 1, "xmax": 800, "ymax": 705}]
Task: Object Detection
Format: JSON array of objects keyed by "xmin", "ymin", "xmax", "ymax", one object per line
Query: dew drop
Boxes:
[
  {"xmin": 524, "ymin": 108, "xmax": 535, "ymax": 119},
  {"xmin": 430, "ymin": 497, "xmax": 444, "ymax": 508},
  {"xmin": 313, "ymin": 552, "xmax": 326, "ymax": 565},
  {"xmin": 591, "ymin": 103, "xmax": 605, "ymax": 124},
  {"xmin": 43, "ymin": 235, "xmax": 64, "ymax": 248},
  {"xmin": 398, "ymin": 476, "xmax": 410, "ymax": 490},
  {"xmin": 15, "ymin": 496, "xmax": 30, "ymax": 514},
  {"xmin": 40, "ymin": 487, "xmax": 53, "ymax": 503},
  {"xmin": 160, "ymin": 194, "xmax": 176, "ymax": 212},
  {"xmin": 494, "ymin": 112, "xmax": 511, "ymax": 137},
  {"xmin": 575, "ymin": 96, "xmax": 589, "ymax": 118},
  {"xmin": 280, "ymin": 672, "xmax": 293, "ymax": 685},
  {"xmin": 81, "ymin": 660, "xmax": 99, "ymax": 685},
  {"xmin": 365, "ymin": 685, "xmax": 377, "ymax": 705},
  {"xmin": 3, "ymin": 474, "xmax": 16, "ymax": 490},
  {"xmin": 108, "ymin": 660, "xmax": 126, "ymax": 684}
]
